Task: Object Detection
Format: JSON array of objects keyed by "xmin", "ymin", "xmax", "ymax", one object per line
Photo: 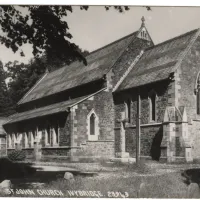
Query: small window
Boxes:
[
  {"xmin": 8, "ymin": 134, "xmax": 12, "ymax": 148},
  {"xmin": 87, "ymin": 109, "xmax": 99, "ymax": 141},
  {"xmin": 125, "ymin": 99, "xmax": 131, "ymax": 122},
  {"xmin": 29, "ymin": 132, "xmax": 34, "ymax": 147},
  {"xmin": 46, "ymin": 125, "xmax": 51, "ymax": 145},
  {"xmin": 24, "ymin": 132, "xmax": 29, "ymax": 148},
  {"xmin": 12, "ymin": 133, "xmax": 16, "ymax": 148},
  {"xmin": 90, "ymin": 113, "xmax": 96, "ymax": 135},
  {"xmin": 52, "ymin": 124, "xmax": 59, "ymax": 145},
  {"xmin": 149, "ymin": 91, "xmax": 156, "ymax": 122},
  {"xmin": 55, "ymin": 125, "xmax": 59, "ymax": 144}
]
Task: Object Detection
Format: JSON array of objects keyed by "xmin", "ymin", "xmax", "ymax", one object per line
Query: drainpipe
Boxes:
[{"xmin": 136, "ymin": 88, "xmax": 141, "ymax": 165}]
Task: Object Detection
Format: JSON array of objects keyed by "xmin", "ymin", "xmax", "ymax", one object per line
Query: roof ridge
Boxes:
[
  {"xmin": 39, "ymin": 31, "xmax": 139, "ymax": 77},
  {"xmin": 87, "ymin": 31, "xmax": 138, "ymax": 56},
  {"xmin": 146, "ymin": 28, "xmax": 198, "ymax": 51}
]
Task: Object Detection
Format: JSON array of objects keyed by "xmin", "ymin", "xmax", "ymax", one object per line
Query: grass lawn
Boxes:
[
  {"xmin": 0, "ymin": 159, "xmax": 196, "ymax": 198},
  {"xmin": 43, "ymin": 161, "xmax": 189, "ymax": 198}
]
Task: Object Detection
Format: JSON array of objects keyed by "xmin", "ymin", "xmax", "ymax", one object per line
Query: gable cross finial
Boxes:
[{"xmin": 141, "ymin": 16, "xmax": 145, "ymax": 27}]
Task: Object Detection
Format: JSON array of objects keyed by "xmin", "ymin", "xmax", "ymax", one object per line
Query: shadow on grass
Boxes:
[
  {"xmin": 182, "ymin": 168, "xmax": 200, "ymax": 185},
  {"xmin": 0, "ymin": 157, "xmax": 36, "ymax": 181}
]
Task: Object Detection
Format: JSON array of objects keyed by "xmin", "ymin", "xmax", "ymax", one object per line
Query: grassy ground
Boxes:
[
  {"xmin": 0, "ymin": 159, "xmax": 198, "ymax": 198},
  {"xmin": 42, "ymin": 161, "xmax": 189, "ymax": 198},
  {"xmin": 44, "ymin": 172, "xmax": 187, "ymax": 198}
]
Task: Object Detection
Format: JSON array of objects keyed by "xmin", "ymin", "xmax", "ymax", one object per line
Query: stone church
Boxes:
[{"xmin": 3, "ymin": 18, "xmax": 200, "ymax": 162}]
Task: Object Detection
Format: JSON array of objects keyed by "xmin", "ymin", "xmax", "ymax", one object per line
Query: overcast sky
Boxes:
[{"xmin": 1, "ymin": 6, "xmax": 200, "ymax": 64}]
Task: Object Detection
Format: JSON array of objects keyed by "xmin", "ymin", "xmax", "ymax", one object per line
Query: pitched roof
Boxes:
[
  {"xmin": 116, "ymin": 29, "xmax": 199, "ymax": 92},
  {"xmin": 4, "ymin": 88, "xmax": 107, "ymax": 126},
  {"xmin": 19, "ymin": 31, "xmax": 139, "ymax": 105},
  {"xmin": 4, "ymin": 95, "xmax": 92, "ymax": 125}
]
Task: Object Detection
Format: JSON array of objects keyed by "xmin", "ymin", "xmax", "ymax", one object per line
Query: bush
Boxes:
[
  {"xmin": 0, "ymin": 157, "xmax": 36, "ymax": 181},
  {"xmin": 8, "ymin": 150, "xmax": 26, "ymax": 161}
]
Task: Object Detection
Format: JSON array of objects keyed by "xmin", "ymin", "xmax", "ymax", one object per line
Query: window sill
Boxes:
[
  {"xmin": 149, "ymin": 120, "xmax": 156, "ymax": 123},
  {"xmin": 88, "ymin": 135, "xmax": 99, "ymax": 141}
]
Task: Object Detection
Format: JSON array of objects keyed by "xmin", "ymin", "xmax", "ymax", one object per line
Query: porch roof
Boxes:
[{"xmin": 4, "ymin": 95, "xmax": 91, "ymax": 125}]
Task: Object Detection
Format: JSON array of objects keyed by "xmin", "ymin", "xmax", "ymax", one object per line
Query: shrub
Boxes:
[
  {"xmin": 0, "ymin": 157, "xmax": 36, "ymax": 181},
  {"xmin": 8, "ymin": 150, "xmax": 26, "ymax": 161}
]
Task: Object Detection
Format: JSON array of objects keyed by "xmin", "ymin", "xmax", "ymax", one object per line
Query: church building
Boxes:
[{"xmin": 3, "ymin": 18, "xmax": 200, "ymax": 162}]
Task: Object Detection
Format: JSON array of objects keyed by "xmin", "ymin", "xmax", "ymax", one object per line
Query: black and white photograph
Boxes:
[{"xmin": 0, "ymin": 3, "xmax": 200, "ymax": 198}]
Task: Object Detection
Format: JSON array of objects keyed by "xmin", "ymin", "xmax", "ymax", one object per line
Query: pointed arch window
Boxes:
[
  {"xmin": 87, "ymin": 109, "xmax": 99, "ymax": 141},
  {"xmin": 125, "ymin": 99, "xmax": 131, "ymax": 123},
  {"xmin": 90, "ymin": 113, "xmax": 95, "ymax": 135},
  {"xmin": 149, "ymin": 90, "xmax": 157, "ymax": 122}
]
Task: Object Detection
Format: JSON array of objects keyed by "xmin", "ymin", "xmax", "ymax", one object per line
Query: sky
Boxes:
[{"xmin": 1, "ymin": 6, "xmax": 200, "ymax": 64}]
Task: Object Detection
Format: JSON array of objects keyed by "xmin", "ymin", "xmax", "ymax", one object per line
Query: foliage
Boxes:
[
  {"xmin": 0, "ymin": 5, "xmax": 133, "ymax": 67},
  {"xmin": 0, "ymin": 61, "xmax": 12, "ymax": 116},
  {"xmin": 7, "ymin": 149, "xmax": 26, "ymax": 161},
  {"xmin": 1, "ymin": 5, "xmax": 149, "ymax": 113},
  {"xmin": 5, "ymin": 57, "xmax": 46, "ymax": 107}
]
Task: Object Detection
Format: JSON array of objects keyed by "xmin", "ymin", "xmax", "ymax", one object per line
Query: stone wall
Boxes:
[
  {"xmin": 114, "ymin": 80, "xmax": 169, "ymax": 160},
  {"xmin": 189, "ymin": 120, "xmax": 200, "ymax": 160},
  {"xmin": 179, "ymin": 36, "xmax": 200, "ymax": 121},
  {"xmin": 71, "ymin": 90, "xmax": 115, "ymax": 158},
  {"xmin": 178, "ymin": 35, "xmax": 200, "ymax": 160},
  {"xmin": 73, "ymin": 141, "xmax": 114, "ymax": 158},
  {"xmin": 115, "ymin": 124, "xmax": 163, "ymax": 159},
  {"xmin": 42, "ymin": 147, "xmax": 71, "ymax": 156},
  {"xmin": 114, "ymin": 81, "xmax": 169, "ymax": 127},
  {"xmin": 7, "ymin": 148, "xmax": 34, "ymax": 158}
]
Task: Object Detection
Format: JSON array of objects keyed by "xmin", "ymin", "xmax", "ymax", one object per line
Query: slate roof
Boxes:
[
  {"xmin": 116, "ymin": 29, "xmax": 199, "ymax": 92},
  {"xmin": 4, "ymin": 95, "xmax": 92, "ymax": 125},
  {"xmin": 19, "ymin": 31, "xmax": 139, "ymax": 105}
]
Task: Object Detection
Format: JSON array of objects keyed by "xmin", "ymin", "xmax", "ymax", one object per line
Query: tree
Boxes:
[
  {"xmin": 3, "ymin": 6, "xmax": 150, "ymax": 113},
  {"xmin": 5, "ymin": 57, "xmax": 46, "ymax": 108},
  {"xmin": 0, "ymin": 61, "xmax": 12, "ymax": 116},
  {"xmin": 0, "ymin": 5, "xmax": 138, "ymax": 68}
]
